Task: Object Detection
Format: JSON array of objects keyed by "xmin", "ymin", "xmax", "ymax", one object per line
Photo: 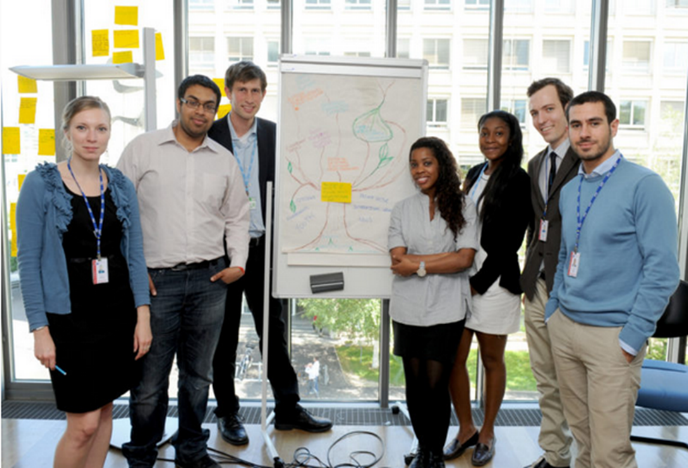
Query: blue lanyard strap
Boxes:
[
  {"xmin": 575, "ymin": 154, "xmax": 623, "ymax": 252},
  {"xmin": 67, "ymin": 159, "xmax": 105, "ymax": 259},
  {"xmin": 233, "ymin": 137, "xmax": 257, "ymax": 193}
]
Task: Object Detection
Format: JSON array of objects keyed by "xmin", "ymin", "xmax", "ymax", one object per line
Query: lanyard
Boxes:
[
  {"xmin": 469, "ymin": 163, "xmax": 488, "ymax": 203},
  {"xmin": 67, "ymin": 159, "xmax": 105, "ymax": 259},
  {"xmin": 574, "ymin": 154, "xmax": 623, "ymax": 252},
  {"xmin": 233, "ymin": 137, "xmax": 257, "ymax": 193}
]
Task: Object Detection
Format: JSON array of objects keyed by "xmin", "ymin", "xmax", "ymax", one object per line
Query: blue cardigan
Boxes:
[{"xmin": 16, "ymin": 163, "xmax": 150, "ymax": 332}]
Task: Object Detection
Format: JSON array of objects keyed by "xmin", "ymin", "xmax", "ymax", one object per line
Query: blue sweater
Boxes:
[
  {"xmin": 545, "ymin": 157, "xmax": 679, "ymax": 353},
  {"xmin": 16, "ymin": 163, "xmax": 150, "ymax": 332}
]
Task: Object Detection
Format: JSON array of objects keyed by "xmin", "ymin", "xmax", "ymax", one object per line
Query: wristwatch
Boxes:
[{"xmin": 416, "ymin": 261, "xmax": 427, "ymax": 277}]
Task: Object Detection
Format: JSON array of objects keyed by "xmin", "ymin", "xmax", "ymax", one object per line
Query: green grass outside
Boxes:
[{"xmin": 335, "ymin": 345, "xmax": 537, "ymax": 392}]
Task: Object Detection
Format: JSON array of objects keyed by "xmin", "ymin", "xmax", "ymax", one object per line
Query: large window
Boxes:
[
  {"xmin": 664, "ymin": 41, "xmax": 688, "ymax": 72},
  {"xmin": 190, "ymin": 36, "xmax": 215, "ymax": 71},
  {"xmin": 503, "ymin": 39, "xmax": 530, "ymax": 71},
  {"xmin": 423, "ymin": 38, "xmax": 451, "ymax": 69},
  {"xmin": 463, "ymin": 38, "xmax": 488, "ymax": 70},
  {"xmin": 542, "ymin": 39, "xmax": 571, "ymax": 73},
  {"xmin": 227, "ymin": 37, "xmax": 254, "ymax": 63},
  {"xmin": 619, "ymin": 100, "xmax": 648, "ymax": 129},
  {"xmin": 622, "ymin": 40, "xmax": 652, "ymax": 73},
  {"xmin": 427, "ymin": 99, "xmax": 448, "ymax": 127}
]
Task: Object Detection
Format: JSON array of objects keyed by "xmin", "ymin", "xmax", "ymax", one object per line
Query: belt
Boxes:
[
  {"xmin": 249, "ymin": 236, "xmax": 263, "ymax": 248},
  {"xmin": 167, "ymin": 258, "xmax": 221, "ymax": 272}
]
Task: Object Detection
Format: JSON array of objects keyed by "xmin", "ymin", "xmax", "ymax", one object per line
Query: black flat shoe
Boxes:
[
  {"xmin": 471, "ymin": 437, "xmax": 496, "ymax": 467},
  {"xmin": 443, "ymin": 431, "xmax": 479, "ymax": 460},
  {"xmin": 274, "ymin": 406, "xmax": 333, "ymax": 432},
  {"xmin": 217, "ymin": 414, "xmax": 248, "ymax": 446}
]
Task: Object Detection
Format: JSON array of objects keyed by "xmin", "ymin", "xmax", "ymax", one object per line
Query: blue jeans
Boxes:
[{"xmin": 122, "ymin": 258, "xmax": 227, "ymax": 467}]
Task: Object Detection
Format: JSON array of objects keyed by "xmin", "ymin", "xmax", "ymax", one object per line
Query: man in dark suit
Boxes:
[
  {"xmin": 521, "ymin": 78, "xmax": 580, "ymax": 468},
  {"xmin": 208, "ymin": 61, "xmax": 333, "ymax": 446}
]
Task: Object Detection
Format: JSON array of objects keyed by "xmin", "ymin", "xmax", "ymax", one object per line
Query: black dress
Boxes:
[{"xmin": 47, "ymin": 186, "xmax": 138, "ymax": 413}]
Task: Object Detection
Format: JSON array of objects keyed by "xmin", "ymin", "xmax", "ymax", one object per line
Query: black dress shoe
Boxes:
[
  {"xmin": 274, "ymin": 406, "xmax": 333, "ymax": 432},
  {"xmin": 175, "ymin": 454, "xmax": 221, "ymax": 468},
  {"xmin": 408, "ymin": 448, "xmax": 429, "ymax": 468},
  {"xmin": 217, "ymin": 413, "xmax": 249, "ymax": 445},
  {"xmin": 443, "ymin": 431, "xmax": 479, "ymax": 460},
  {"xmin": 471, "ymin": 437, "xmax": 496, "ymax": 467},
  {"xmin": 427, "ymin": 452, "xmax": 446, "ymax": 468},
  {"xmin": 525, "ymin": 457, "xmax": 570, "ymax": 468}
]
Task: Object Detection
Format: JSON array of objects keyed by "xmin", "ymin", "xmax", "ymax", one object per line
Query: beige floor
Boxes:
[{"xmin": 3, "ymin": 418, "xmax": 688, "ymax": 467}]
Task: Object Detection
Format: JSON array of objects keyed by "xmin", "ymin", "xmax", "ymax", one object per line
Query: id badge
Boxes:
[
  {"xmin": 248, "ymin": 196, "xmax": 257, "ymax": 210},
  {"xmin": 568, "ymin": 251, "xmax": 580, "ymax": 277},
  {"xmin": 539, "ymin": 219, "xmax": 549, "ymax": 242},
  {"xmin": 92, "ymin": 257, "xmax": 109, "ymax": 284}
]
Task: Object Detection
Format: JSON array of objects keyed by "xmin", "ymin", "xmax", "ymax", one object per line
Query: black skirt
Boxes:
[
  {"xmin": 47, "ymin": 188, "xmax": 139, "ymax": 413},
  {"xmin": 393, "ymin": 319, "xmax": 465, "ymax": 365}
]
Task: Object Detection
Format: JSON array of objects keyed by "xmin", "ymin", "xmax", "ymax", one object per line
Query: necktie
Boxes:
[{"xmin": 548, "ymin": 151, "xmax": 557, "ymax": 197}]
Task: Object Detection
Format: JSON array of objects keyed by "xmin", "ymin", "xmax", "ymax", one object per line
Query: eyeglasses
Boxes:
[{"xmin": 180, "ymin": 97, "xmax": 217, "ymax": 113}]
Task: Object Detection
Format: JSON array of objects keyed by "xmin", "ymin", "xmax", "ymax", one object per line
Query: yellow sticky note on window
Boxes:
[
  {"xmin": 113, "ymin": 50, "xmax": 133, "ymax": 64},
  {"xmin": 321, "ymin": 182, "xmax": 352, "ymax": 203},
  {"xmin": 18, "ymin": 76, "xmax": 37, "ymax": 94},
  {"xmin": 92, "ymin": 29, "xmax": 110, "ymax": 57},
  {"xmin": 155, "ymin": 32, "xmax": 165, "ymax": 61},
  {"xmin": 2, "ymin": 127, "xmax": 20, "ymax": 154},
  {"xmin": 213, "ymin": 79, "xmax": 227, "ymax": 97},
  {"xmin": 217, "ymin": 104, "xmax": 232, "ymax": 120},
  {"xmin": 19, "ymin": 98, "xmax": 38, "ymax": 124},
  {"xmin": 114, "ymin": 30, "xmax": 139, "ymax": 49},
  {"xmin": 115, "ymin": 6, "xmax": 138, "ymax": 26},
  {"xmin": 18, "ymin": 174, "xmax": 26, "ymax": 190},
  {"xmin": 10, "ymin": 203, "xmax": 17, "ymax": 257},
  {"xmin": 38, "ymin": 129, "xmax": 55, "ymax": 156}
]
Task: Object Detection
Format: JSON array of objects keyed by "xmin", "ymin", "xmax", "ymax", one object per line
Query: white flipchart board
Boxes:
[{"xmin": 273, "ymin": 55, "xmax": 428, "ymax": 299}]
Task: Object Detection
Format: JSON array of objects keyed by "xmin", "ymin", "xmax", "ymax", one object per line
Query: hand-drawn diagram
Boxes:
[{"xmin": 279, "ymin": 72, "xmax": 422, "ymax": 264}]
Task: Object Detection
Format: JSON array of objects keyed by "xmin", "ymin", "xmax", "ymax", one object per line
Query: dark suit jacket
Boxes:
[
  {"xmin": 465, "ymin": 162, "xmax": 532, "ymax": 296},
  {"xmin": 208, "ymin": 115, "xmax": 277, "ymax": 222},
  {"xmin": 520, "ymin": 145, "xmax": 580, "ymax": 300}
]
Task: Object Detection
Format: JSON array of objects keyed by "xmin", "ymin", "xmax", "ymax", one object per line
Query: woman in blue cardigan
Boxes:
[{"xmin": 17, "ymin": 96, "xmax": 151, "ymax": 468}]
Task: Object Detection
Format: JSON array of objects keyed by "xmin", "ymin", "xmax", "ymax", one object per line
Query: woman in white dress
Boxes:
[
  {"xmin": 389, "ymin": 137, "xmax": 479, "ymax": 468},
  {"xmin": 443, "ymin": 111, "xmax": 532, "ymax": 466}
]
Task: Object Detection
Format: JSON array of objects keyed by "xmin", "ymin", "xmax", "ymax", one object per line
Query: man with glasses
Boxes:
[{"xmin": 118, "ymin": 75, "xmax": 250, "ymax": 468}]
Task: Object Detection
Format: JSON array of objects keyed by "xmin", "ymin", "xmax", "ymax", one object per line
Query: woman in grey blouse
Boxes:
[{"xmin": 389, "ymin": 137, "xmax": 479, "ymax": 468}]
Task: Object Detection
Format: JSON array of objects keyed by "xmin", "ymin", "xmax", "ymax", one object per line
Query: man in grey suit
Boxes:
[{"xmin": 521, "ymin": 78, "xmax": 580, "ymax": 468}]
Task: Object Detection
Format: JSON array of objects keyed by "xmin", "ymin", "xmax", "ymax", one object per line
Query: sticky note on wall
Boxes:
[
  {"xmin": 213, "ymin": 79, "xmax": 226, "ymax": 97},
  {"xmin": 2, "ymin": 127, "xmax": 20, "ymax": 154},
  {"xmin": 114, "ymin": 30, "xmax": 139, "ymax": 49},
  {"xmin": 18, "ymin": 174, "xmax": 26, "ymax": 191},
  {"xmin": 217, "ymin": 104, "xmax": 231, "ymax": 120},
  {"xmin": 115, "ymin": 6, "xmax": 138, "ymax": 26},
  {"xmin": 19, "ymin": 98, "xmax": 38, "ymax": 124},
  {"xmin": 18, "ymin": 76, "xmax": 37, "ymax": 94},
  {"xmin": 113, "ymin": 51, "xmax": 133, "ymax": 64},
  {"xmin": 156, "ymin": 32, "xmax": 165, "ymax": 61},
  {"xmin": 92, "ymin": 29, "xmax": 110, "ymax": 57},
  {"xmin": 10, "ymin": 203, "xmax": 17, "ymax": 257},
  {"xmin": 321, "ymin": 182, "xmax": 352, "ymax": 203},
  {"xmin": 38, "ymin": 129, "xmax": 55, "ymax": 156}
]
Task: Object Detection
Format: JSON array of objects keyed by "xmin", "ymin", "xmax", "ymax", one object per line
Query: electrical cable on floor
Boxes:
[{"xmin": 155, "ymin": 430, "xmax": 389, "ymax": 468}]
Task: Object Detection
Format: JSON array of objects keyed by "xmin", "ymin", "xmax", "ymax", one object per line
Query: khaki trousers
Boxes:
[
  {"xmin": 524, "ymin": 278, "xmax": 572, "ymax": 467},
  {"xmin": 548, "ymin": 310, "xmax": 645, "ymax": 468}
]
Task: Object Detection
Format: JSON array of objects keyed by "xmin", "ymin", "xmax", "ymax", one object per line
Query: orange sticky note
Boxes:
[
  {"xmin": 115, "ymin": 6, "xmax": 138, "ymax": 26},
  {"xmin": 19, "ymin": 98, "xmax": 38, "ymax": 124},
  {"xmin": 18, "ymin": 76, "xmax": 37, "ymax": 93},
  {"xmin": 113, "ymin": 51, "xmax": 134, "ymax": 64},
  {"xmin": 213, "ymin": 79, "xmax": 227, "ymax": 97},
  {"xmin": 38, "ymin": 129, "xmax": 55, "ymax": 156},
  {"xmin": 114, "ymin": 30, "xmax": 139, "ymax": 49},
  {"xmin": 321, "ymin": 182, "xmax": 352, "ymax": 203},
  {"xmin": 217, "ymin": 104, "xmax": 231, "ymax": 120},
  {"xmin": 18, "ymin": 174, "xmax": 26, "ymax": 191},
  {"xmin": 155, "ymin": 32, "xmax": 165, "ymax": 61},
  {"xmin": 2, "ymin": 127, "xmax": 20, "ymax": 154},
  {"xmin": 92, "ymin": 29, "xmax": 109, "ymax": 57},
  {"xmin": 10, "ymin": 203, "xmax": 17, "ymax": 257}
]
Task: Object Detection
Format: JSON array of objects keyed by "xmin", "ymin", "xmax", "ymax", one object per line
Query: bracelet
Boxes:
[{"xmin": 237, "ymin": 266, "xmax": 245, "ymax": 274}]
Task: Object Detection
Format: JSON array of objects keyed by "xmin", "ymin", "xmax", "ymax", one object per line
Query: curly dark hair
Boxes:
[
  {"xmin": 409, "ymin": 137, "xmax": 466, "ymax": 240},
  {"xmin": 467, "ymin": 110, "xmax": 524, "ymax": 225}
]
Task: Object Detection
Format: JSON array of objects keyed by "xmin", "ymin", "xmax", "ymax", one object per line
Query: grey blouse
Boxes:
[{"xmin": 388, "ymin": 192, "xmax": 479, "ymax": 327}]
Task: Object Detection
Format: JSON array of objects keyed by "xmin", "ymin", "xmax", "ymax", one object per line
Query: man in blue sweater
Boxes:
[{"xmin": 545, "ymin": 91, "xmax": 679, "ymax": 468}]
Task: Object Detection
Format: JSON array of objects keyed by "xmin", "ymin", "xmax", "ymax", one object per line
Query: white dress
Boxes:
[{"xmin": 465, "ymin": 172, "xmax": 521, "ymax": 335}]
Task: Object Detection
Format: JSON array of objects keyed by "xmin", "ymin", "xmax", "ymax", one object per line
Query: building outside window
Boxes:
[
  {"xmin": 663, "ymin": 41, "xmax": 688, "ymax": 72},
  {"xmin": 622, "ymin": 40, "xmax": 652, "ymax": 73},
  {"xmin": 190, "ymin": 0, "xmax": 214, "ymax": 10},
  {"xmin": 619, "ymin": 100, "xmax": 648, "ymax": 129},
  {"xmin": 267, "ymin": 0, "xmax": 280, "ymax": 9},
  {"xmin": 500, "ymin": 99, "xmax": 527, "ymax": 125},
  {"xmin": 465, "ymin": 0, "xmax": 489, "ymax": 9},
  {"xmin": 345, "ymin": 0, "xmax": 372, "ymax": 10},
  {"xmin": 397, "ymin": 38, "xmax": 410, "ymax": 58},
  {"xmin": 228, "ymin": 37, "xmax": 254, "ymax": 63},
  {"xmin": 503, "ymin": 39, "xmax": 530, "ymax": 71},
  {"xmin": 189, "ymin": 36, "xmax": 215, "ymax": 71},
  {"xmin": 427, "ymin": 99, "xmax": 448, "ymax": 127},
  {"xmin": 463, "ymin": 38, "xmax": 488, "ymax": 70},
  {"xmin": 305, "ymin": 0, "xmax": 332, "ymax": 10},
  {"xmin": 461, "ymin": 97, "xmax": 487, "ymax": 127},
  {"xmin": 229, "ymin": 0, "xmax": 254, "ymax": 10},
  {"xmin": 424, "ymin": 0, "xmax": 451, "ymax": 10},
  {"xmin": 542, "ymin": 39, "xmax": 571, "ymax": 73},
  {"xmin": 267, "ymin": 40, "xmax": 280, "ymax": 66},
  {"xmin": 423, "ymin": 38, "xmax": 450, "ymax": 69}
]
